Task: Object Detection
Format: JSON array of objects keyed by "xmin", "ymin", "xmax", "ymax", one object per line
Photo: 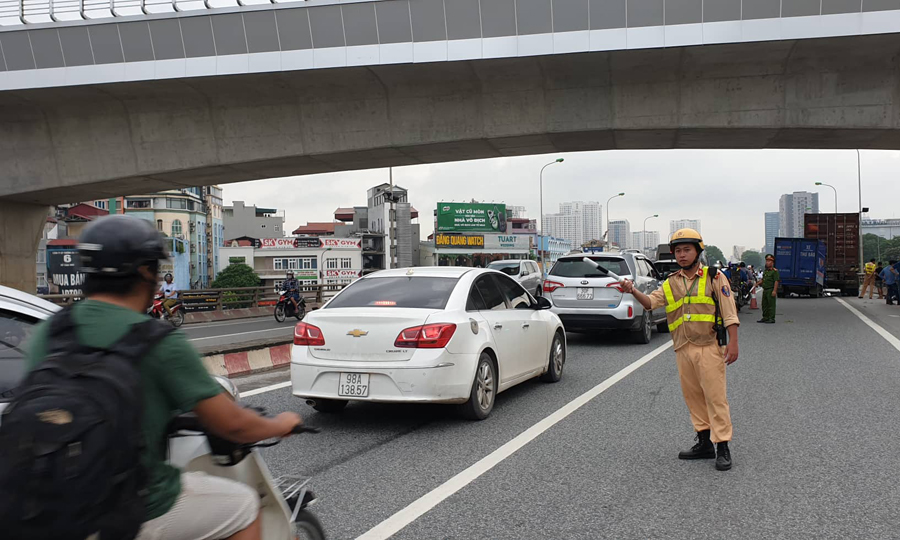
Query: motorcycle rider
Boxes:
[
  {"xmin": 24, "ymin": 215, "xmax": 303, "ymax": 540},
  {"xmin": 159, "ymin": 272, "xmax": 179, "ymax": 317},
  {"xmin": 283, "ymin": 271, "xmax": 301, "ymax": 314}
]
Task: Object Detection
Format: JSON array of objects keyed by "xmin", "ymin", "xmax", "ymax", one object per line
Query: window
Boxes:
[
  {"xmin": 127, "ymin": 199, "xmax": 151, "ymax": 209},
  {"xmin": 495, "ymin": 275, "xmax": 531, "ymax": 309},
  {"xmin": 275, "ymin": 226, "xmax": 280, "ymax": 232},
  {"xmin": 550, "ymin": 257, "xmax": 629, "ymax": 278},
  {"xmin": 171, "ymin": 220, "xmax": 183, "ymax": 237},
  {"xmin": 474, "ymin": 276, "xmax": 506, "ymax": 311},
  {"xmin": 0, "ymin": 309, "xmax": 40, "ymax": 393},
  {"xmin": 487, "ymin": 261, "xmax": 520, "ymax": 276},
  {"xmin": 466, "ymin": 287, "xmax": 487, "ymax": 311},
  {"xmin": 341, "ymin": 258, "xmax": 352, "ymax": 269},
  {"xmin": 326, "ymin": 258, "xmax": 338, "ymax": 270},
  {"xmin": 166, "ymin": 198, "xmax": 188, "ymax": 210},
  {"xmin": 36, "ymin": 249, "xmax": 45, "ymax": 264},
  {"xmin": 326, "ymin": 277, "xmax": 458, "ymax": 309},
  {"xmin": 303, "ymin": 258, "xmax": 316, "ymax": 269},
  {"xmin": 156, "ymin": 220, "xmax": 163, "ymax": 232}
]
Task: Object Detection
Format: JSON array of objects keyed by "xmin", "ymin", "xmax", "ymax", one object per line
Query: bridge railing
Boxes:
[
  {"xmin": 0, "ymin": 0, "xmax": 328, "ymax": 25},
  {"xmin": 39, "ymin": 283, "xmax": 347, "ymax": 311}
]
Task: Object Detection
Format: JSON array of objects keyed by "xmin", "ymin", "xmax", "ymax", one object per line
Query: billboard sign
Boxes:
[
  {"xmin": 323, "ymin": 238, "xmax": 362, "ymax": 249},
  {"xmin": 323, "ymin": 269, "xmax": 361, "ymax": 279},
  {"xmin": 435, "ymin": 233, "xmax": 485, "ymax": 249},
  {"xmin": 47, "ymin": 249, "xmax": 85, "ymax": 295},
  {"xmin": 484, "ymin": 235, "xmax": 530, "ymax": 251},
  {"xmin": 436, "ymin": 203, "xmax": 507, "ymax": 233}
]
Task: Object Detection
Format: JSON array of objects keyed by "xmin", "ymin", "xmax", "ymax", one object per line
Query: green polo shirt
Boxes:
[
  {"xmin": 760, "ymin": 268, "xmax": 781, "ymax": 290},
  {"xmin": 26, "ymin": 300, "xmax": 222, "ymax": 521}
]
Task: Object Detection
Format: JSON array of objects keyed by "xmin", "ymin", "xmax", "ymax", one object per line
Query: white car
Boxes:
[
  {"xmin": 487, "ymin": 260, "xmax": 544, "ymax": 298},
  {"xmin": 0, "ymin": 286, "xmax": 59, "ymax": 403},
  {"xmin": 290, "ymin": 267, "xmax": 566, "ymax": 420}
]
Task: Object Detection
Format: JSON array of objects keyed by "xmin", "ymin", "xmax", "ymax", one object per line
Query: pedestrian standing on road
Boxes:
[
  {"xmin": 758, "ymin": 255, "xmax": 780, "ymax": 324},
  {"xmin": 620, "ymin": 228, "xmax": 740, "ymax": 472},
  {"xmin": 884, "ymin": 260, "xmax": 900, "ymax": 305},
  {"xmin": 859, "ymin": 258, "xmax": 878, "ymax": 299},
  {"xmin": 874, "ymin": 262, "xmax": 885, "ymax": 300}
]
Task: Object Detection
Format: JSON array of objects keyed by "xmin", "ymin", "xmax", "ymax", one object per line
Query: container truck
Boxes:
[
  {"xmin": 803, "ymin": 213, "xmax": 860, "ymax": 296},
  {"xmin": 773, "ymin": 238, "xmax": 826, "ymax": 297}
]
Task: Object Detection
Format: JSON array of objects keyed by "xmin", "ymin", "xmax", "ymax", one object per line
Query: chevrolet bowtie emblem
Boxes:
[{"xmin": 347, "ymin": 329, "xmax": 369, "ymax": 338}]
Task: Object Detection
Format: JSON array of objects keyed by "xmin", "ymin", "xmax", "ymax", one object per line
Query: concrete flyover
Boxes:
[{"xmin": 4, "ymin": 32, "xmax": 900, "ymax": 290}]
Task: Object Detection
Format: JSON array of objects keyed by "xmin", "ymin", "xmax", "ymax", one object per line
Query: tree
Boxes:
[
  {"xmin": 741, "ymin": 249, "xmax": 763, "ymax": 268},
  {"xmin": 863, "ymin": 233, "xmax": 900, "ymax": 263},
  {"xmin": 211, "ymin": 263, "xmax": 260, "ymax": 289},
  {"xmin": 705, "ymin": 245, "xmax": 727, "ymax": 265}
]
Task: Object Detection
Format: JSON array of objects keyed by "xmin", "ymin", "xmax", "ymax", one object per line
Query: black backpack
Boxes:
[{"xmin": 0, "ymin": 307, "xmax": 175, "ymax": 540}]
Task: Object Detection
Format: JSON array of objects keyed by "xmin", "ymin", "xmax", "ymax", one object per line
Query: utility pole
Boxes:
[{"xmin": 389, "ymin": 167, "xmax": 395, "ymax": 269}]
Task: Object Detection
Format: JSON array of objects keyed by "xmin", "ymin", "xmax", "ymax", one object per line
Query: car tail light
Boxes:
[
  {"xmin": 394, "ymin": 324, "xmax": 457, "ymax": 349},
  {"xmin": 543, "ymin": 280, "xmax": 565, "ymax": 293},
  {"xmin": 294, "ymin": 322, "xmax": 325, "ymax": 346},
  {"xmin": 606, "ymin": 282, "xmax": 625, "ymax": 293}
]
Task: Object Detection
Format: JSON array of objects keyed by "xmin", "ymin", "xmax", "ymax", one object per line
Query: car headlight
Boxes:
[{"xmin": 214, "ymin": 376, "xmax": 240, "ymax": 401}]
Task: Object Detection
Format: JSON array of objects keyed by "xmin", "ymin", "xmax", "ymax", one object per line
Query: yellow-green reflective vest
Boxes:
[{"xmin": 662, "ymin": 268, "xmax": 722, "ymax": 336}]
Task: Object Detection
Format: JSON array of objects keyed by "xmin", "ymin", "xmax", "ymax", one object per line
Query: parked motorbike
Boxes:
[
  {"xmin": 168, "ymin": 378, "xmax": 325, "ymax": 539},
  {"xmin": 275, "ymin": 291, "xmax": 306, "ymax": 323},
  {"xmin": 149, "ymin": 294, "xmax": 185, "ymax": 327}
]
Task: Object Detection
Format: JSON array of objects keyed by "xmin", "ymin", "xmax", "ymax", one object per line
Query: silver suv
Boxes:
[
  {"xmin": 487, "ymin": 260, "xmax": 544, "ymax": 298},
  {"xmin": 543, "ymin": 252, "xmax": 667, "ymax": 343}
]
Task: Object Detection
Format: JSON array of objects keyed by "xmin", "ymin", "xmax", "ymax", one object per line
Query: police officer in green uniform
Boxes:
[{"xmin": 758, "ymin": 254, "xmax": 780, "ymax": 324}]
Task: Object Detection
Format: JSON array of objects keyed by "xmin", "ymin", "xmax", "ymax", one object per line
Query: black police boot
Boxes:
[
  {"xmin": 715, "ymin": 442, "xmax": 732, "ymax": 471},
  {"xmin": 678, "ymin": 430, "xmax": 716, "ymax": 460}
]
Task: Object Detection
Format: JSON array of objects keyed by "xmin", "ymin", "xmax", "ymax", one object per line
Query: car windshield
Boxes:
[
  {"xmin": 0, "ymin": 310, "xmax": 39, "ymax": 395},
  {"xmin": 487, "ymin": 262, "xmax": 520, "ymax": 276},
  {"xmin": 326, "ymin": 277, "xmax": 459, "ymax": 310},
  {"xmin": 550, "ymin": 257, "xmax": 629, "ymax": 278}
]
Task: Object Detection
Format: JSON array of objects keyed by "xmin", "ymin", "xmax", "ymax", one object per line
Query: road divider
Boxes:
[{"xmin": 202, "ymin": 341, "xmax": 293, "ymax": 378}]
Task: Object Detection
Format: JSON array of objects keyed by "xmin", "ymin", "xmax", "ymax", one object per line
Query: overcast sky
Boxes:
[{"xmin": 223, "ymin": 149, "xmax": 900, "ymax": 257}]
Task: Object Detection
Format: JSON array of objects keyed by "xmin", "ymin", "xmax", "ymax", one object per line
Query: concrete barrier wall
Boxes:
[{"xmin": 202, "ymin": 342, "xmax": 292, "ymax": 377}]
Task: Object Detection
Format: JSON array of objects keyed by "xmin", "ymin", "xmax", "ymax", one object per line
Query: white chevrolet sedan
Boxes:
[{"xmin": 290, "ymin": 267, "xmax": 566, "ymax": 420}]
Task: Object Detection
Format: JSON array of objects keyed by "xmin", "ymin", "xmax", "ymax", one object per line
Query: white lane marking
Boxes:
[
  {"xmin": 836, "ymin": 298, "xmax": 900, "ymax": 352},
  {"xmin": 356, "ymin": 340, "xmax": 674, "ymax": 540},
  {"xmin": 188, "ymin": 328, "xmax": 292, "ymax": 342},
  {"xmin": 241, "ymin": 381, "xmax": 292, "ymax": 397}
]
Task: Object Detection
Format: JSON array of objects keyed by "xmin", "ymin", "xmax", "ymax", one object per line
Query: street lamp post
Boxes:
[
  {"xmin": 815, "ymin": 182, "xmax": 838, "ymax": 212},
  {"xmin": 605, "ymin": 193, "xmax": 625, "ymax": 248},
  {"xmin": 643, "ymin": 214, "xmax": 659, "ymax": 253},
  {"xmin": 539, "ymin": 158, "xmax": 564, "ymax": 275}
]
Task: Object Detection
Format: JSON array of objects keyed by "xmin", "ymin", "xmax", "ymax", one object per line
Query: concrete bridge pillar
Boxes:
[{"xmin": 0, "ymin": 201, "xmax": 49, "ymax": 293}]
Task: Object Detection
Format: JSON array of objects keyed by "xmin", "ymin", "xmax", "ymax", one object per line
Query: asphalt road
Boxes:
[
  {"xmin": 182, "ymin": 317, "xmax": 294, "ymax": 350},
  {"xmin": 231, "ymin": 298, "xmax": 900, "ymax": 540}
]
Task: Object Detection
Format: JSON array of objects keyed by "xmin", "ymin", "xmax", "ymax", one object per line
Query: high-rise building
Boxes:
[
  {"xmin": 609, "ymin": 219, "xmax": 631, "ymax": 249},
  {"xmin": 733, "ymin": 246, "xmax": 746, "ymax": 262},
  {"xmin": 632, "ymin": 231, "xmax": 661, "ymax": 254},
  {"xmin": 544, "ymin": 201, "xmax": 601, "ymax": 247},
  {"xmin": 670, "ymin": 219, "xmax": 702, "ymax": 236},
  {"xmin": 779, "ymin": 191, "xmax": 819, "ymax": 238},
  {"xmin": 203, "ymin": 186, "xmax": 225, "ymax": 285},
  {"xmin": 506, "ymin": 205, "xmax": 527, "ymax": 219},
  {"xmin": 366, "ymin": 183, "xmax": 419, "ymax": 269},
  {"xmin": 764, "ymin": 211, "xmax": 780, "ymax": 256}
]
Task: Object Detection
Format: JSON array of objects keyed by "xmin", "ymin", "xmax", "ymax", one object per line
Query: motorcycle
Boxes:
[
  {"xmin": 275, "ymin": 290, "xmax": 306, "ymax": 323},
  {"xmin": 168, "ymin": 378, "xmax": 325, "ymax": 539},
  {"xmin": 732, "ymin": 282, "xmax": 752, "ymax": 312},
  {"xmin": 149, "ymin": 294, "xmax": 185, "ymax": 327}
]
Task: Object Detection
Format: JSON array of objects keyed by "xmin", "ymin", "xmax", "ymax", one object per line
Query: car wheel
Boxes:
[
  {"xmin": 632, "ymin": 311, "xmax": 652, "ymax": 344},
  {"xmin": 309, "ymin": 399, "xmax": 348, "ymax": 413},
  {"xmin": 541, "ymin": 332, "xmax": 565, "ymax": 383},
  {"xmin": 459, "ymin": 353, "xmax": 496, "ymax": 420}
]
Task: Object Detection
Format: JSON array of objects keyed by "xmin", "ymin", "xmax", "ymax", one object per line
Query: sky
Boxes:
[{"xmin": 223, "ymin": 149, "xmax": 900, "ymax": 257}]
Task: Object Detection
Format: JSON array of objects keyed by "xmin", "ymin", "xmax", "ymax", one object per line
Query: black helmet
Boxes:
[{"xmin": 78, "ymin": 215, "xmax": 169, "ymax": 276}]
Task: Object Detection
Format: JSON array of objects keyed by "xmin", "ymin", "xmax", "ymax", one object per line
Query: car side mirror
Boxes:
[{"xmin": 535, "ymin": 296, "xmax": 552, "ymax": 310}]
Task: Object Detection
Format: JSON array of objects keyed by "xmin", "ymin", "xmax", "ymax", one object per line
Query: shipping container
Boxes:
[
  {"xmin": 803, "ymin": 213, "xmax": 860, "ymax": 296},
  {"xmin": 774, "ymin": 238, "xmax": 826, "ymax": 297}
]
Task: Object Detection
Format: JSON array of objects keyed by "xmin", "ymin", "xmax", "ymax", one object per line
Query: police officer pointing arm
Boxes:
[{"xmin": 619, "ymin": 228, "xmax": 740, "ymax": 472}]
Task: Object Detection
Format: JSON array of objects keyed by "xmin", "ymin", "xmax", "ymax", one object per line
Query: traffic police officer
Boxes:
[{"xmin": 620, "ymin": 229, "xmax": 740, "ymax": 471}]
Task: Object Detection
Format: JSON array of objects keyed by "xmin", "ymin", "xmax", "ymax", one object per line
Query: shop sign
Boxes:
[
  {"xmin": 260, "ymin": 238, "xmax": 299, "ymax": 249},
  {"xmin": 294, "ymin": 237, "xmax": 322, "ymax": 248},
  {"xmin": 436, "ymin": 203, "xmax": 507, "ymax": 233},
  {"xmin": 323, "ymin": 269, "xmax": 361, "ymax": 279},
  {"xmin": 296, "ymin": 270, "xmax": 318, "ymax": 280},
  {"xmin": 484, "ymin": 234, "xmax": 529, "ymax": 251},
  {"xmin": 47, "ymin": 249, "xmax": 85, "ymax": 295},
  {"xmin": 435, "ymin": 233, "xmax": 485, "ymax": 249},
  {"xmin": 323, "ymin": 238, "xmax": 362, "ymax": 249}
]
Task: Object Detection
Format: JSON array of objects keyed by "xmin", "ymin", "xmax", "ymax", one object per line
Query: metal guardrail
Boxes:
[
  {"xmin": 40, "ymin": 283, "xmax": 347, "ymax": 311},
  {"xmin": 0, "ymin": 0, "xmax": 316, "ymax": 25}
]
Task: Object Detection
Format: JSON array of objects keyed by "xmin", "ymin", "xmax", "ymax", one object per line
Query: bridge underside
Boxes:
[{"xmin": 4, "ymin": 33, "xmax": 900, "ymax": 204}]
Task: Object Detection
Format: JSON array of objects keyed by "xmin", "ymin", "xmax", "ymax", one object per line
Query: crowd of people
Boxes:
[{"xmin": 864, "ymin": 258, "xmax": 900, "ymax": 305}]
